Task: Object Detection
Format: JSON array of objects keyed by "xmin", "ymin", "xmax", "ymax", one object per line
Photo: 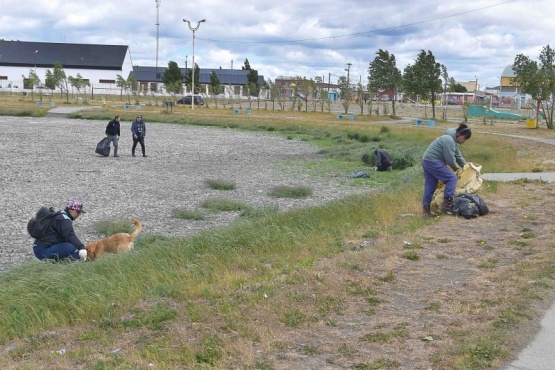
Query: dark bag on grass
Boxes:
[
  {"xmin": 27, "ymin": 207, "xmax": 58, "ymax": 239},
  {"xmin": 452, "ymin": 194, "xmax": 489, "ymax": 219},
  {"xmin": 95, "ymin": 137, "xmax": 110, "ymax": 157}
]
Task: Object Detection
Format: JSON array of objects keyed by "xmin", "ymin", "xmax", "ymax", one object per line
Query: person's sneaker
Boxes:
[
  {"xmin": 441, "ymin": 197, "xmax": 454, "ymax": 214},
  {"xmin": 114, "ymin": 154, "xmax": 119, "ymax": 157},
  {"xmin": 132, "ymin": 154, "xmax": 136, "ymax": 157},
  {"xmin": 143, "ymin": 155, "xmax": 148, "ymax": 157},
  {"xmin": 423, "ymin": 205, "xmax": 432, "ymax": 219}
]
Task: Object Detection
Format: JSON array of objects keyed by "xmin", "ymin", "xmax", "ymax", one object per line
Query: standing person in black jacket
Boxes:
[
  {"xmin": 105, "ymin": 115, "xmax": 121, "ymax": 157},
  {"xmin": 32, "ymin": 200, "xmax": 88, "ymax": 261}
]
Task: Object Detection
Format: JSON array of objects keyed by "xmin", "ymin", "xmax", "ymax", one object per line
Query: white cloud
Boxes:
[{"xmin": 1, "ymin": 0, "xmax": 553, "ymax": 85}]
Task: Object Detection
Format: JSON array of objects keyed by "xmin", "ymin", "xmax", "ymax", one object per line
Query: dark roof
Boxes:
[
  {"xmin": 130, "ymin": 66, "xmax": 265, "ymax": 85},
  {"xmin": 0, "ymin": 40, "xmax": 128, "ymax": 70}
]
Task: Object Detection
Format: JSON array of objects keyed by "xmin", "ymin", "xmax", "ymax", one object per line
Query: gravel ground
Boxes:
[{"xmin": 0, "ymin": 115, "xmax": 365, "ymax": 273}]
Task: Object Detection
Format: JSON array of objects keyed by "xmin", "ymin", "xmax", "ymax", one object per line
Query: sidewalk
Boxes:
[{"xmin": 483, "ymin": 172, "xmax": 555, "ymax": 183}]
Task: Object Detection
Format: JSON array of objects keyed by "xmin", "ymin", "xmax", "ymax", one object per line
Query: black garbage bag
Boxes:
[
  {"xmin": 452, "ymin": 194, "xmax": 489, "ymax": 219},
  {"xmin": 95, "ymin": 137, "xmax": 110, "ymax": 157}
]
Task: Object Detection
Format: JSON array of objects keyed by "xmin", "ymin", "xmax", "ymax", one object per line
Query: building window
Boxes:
[
  {"xmin": 0, "ymin": 76, "xmax": 7, "ymax": 80},
  {"xmin": 99, "ymin": 79, "xmax": 116, "ymax": 84}
]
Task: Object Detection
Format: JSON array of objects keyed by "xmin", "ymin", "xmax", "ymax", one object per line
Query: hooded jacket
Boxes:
[
  {"xmin": 422, "ymin": 128, "xmax": 467, "ymax": 171},
  {"xmin": 33, "ymin": 210, "xmax": 85, "ymax": 250}
]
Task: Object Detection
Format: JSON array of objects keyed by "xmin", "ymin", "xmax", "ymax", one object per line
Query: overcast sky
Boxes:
[{"xmin": 1, "ymin": 0, "xmax": 551, "ymax": 89}]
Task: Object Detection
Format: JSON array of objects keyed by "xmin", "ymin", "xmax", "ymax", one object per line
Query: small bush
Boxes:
[
  {"xmin": 204, "ymin": 179, "xmax": 236, "ymax": 190},
  {"xmin": 267, "ymin": 185, "xmax": 313, "ymax": 198},
  {"xmin": 172, "ymin": 209, "xmax": 205, "ymax": 220}
]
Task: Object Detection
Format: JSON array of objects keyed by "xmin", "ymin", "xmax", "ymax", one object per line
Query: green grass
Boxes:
[
  {"xmin": 204, "ymin": 178, "xmax": 236, "ymax": 190},
  {"xmin": 201, "ymin": 198, "xmax": 251, "ymax": 212},
  {"xmin": 172, "ymin": 208, "xmax": 205, "ymax": 220},
  {"xmin": 267, "ymin": 185, "xmax": 313, "ymax": 198},
  {"xmin": 92, "ymin": 218, "xmax": 135, "ymax": 236},
  {"xmin": 1, "ymin": 105, "xmax": 554, "ymax": 368}
]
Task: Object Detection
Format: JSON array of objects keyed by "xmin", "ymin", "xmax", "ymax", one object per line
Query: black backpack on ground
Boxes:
[
  {"xmin": 95, "ymin": 137, "xmax": 110, "ymax": 157},
  {"xmin": 27, "ymin": 207, "xmax": 59, "ymax": 239},
  {"xmin": 452, "ymin": 194, "xmax": 489, "ymax": 219}
]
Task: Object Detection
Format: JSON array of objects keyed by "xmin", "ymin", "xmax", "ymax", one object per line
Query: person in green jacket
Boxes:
[{"xmin": 421, "ymin": 123, "xmax": 472, "ymax": 217}]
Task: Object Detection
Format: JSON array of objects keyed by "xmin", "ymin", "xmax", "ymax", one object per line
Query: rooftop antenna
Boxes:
[{"xmin": 155, "ymin": 0, "xmax": 161, "ymax": 92}]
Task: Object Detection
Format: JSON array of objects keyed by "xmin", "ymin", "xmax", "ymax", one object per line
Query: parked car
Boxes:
[{"xmin": 177, "ymin": 95, "xmax": 205, "ymax": 105}]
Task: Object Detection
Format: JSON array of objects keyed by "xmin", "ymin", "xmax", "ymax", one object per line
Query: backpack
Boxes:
[
  {"xmin": 452, "ymin": 194, "xmax": 489, "ymax": 219},
  {"xmin": 27, "ymin": 207, "xmax": 58, "ymax": 239}
]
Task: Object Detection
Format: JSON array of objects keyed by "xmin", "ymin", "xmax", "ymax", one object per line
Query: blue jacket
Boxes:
[{"xmin": 131, "ymin": 120, "xmax": 146, "ymax": 137}]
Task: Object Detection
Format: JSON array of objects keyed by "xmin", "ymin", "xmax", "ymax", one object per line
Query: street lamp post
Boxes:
[
  {"xmin": 183, "ymin": 18, "xmax": 206, "ymax": 110},
  {"xmin": 155, "ymin": 0, "xmax": 161, "ymax": 93}
]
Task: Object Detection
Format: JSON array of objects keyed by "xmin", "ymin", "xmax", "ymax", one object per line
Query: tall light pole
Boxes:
[
  {"xmin": 34, "ymin": 50, "xmax": 38, "ymax": 73},
  {"xmin": 183, "ymin": 18, "xmax": 206, "ymax": 110},
  {"xmin": 155, "ymin": 0, "xmax": 161, "ymax": 93}
]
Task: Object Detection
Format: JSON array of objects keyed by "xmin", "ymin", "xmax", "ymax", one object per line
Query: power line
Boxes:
[{"xmin": 197, "ymin": 0, "xmax": 517, "ymax": 44}]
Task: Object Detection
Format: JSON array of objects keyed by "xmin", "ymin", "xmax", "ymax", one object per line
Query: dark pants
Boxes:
[
  {"xmin": 422, "ymin": 159, "xmax": 458, "ymax": 206},
  {"xmin": 33, "ymin": 243, "xmax": 80, "ymax": 261},
  {"xmin": 132, "ymin": 136, "xmax": 145, "ymax": 156}
]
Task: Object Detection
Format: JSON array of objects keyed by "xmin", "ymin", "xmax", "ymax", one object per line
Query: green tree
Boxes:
[
  {"xmin": 26, "ymin": 70, "xmax": 41, "ymax": 101},
  {"xmin": 68, "ymin": 73, "xmax": 90, "ymax": 102},
  {"xmin": 297, "ymin": 76, "xmax": 314, "ymax": 112},
  {"xmin": 368, "ymin": 49, "xmax": 402, "ymax": 117},
  {"xmin": 243, "ymin": 59, "xmax": 260, "ymax": 107},
  {"xmin": 116, "ymin": 74, "xmax": 138, "ymax": 104},
  {"xmin": 356, "ymin": 82, "xmax": 365, "ymax": 114},
  {"xmin": 209, "ymin": 71, "xmax": 222, "ymax": 107},
  {"xmin": 403, "ymin": 50, "xmax": 444, "ymax": 119},
  {"xmin": 162, "ymin": 61, "xmax": 184, "ymax": 97},
  {"xmin": 453, "ymin": 83, "xmax": 467, "ymax": 92},
  {"xmin": 45, "ymin": 62, "xmax": 69, "ymax": 102},
  {"xmin": 513, "ymin": 44, "xmax": 555, "ymax": 129},
  {"xmin": 338, "ymin": 75, "xmax": 352, "ymax": 114},
  {"xmin": 185, "ymin": 63, "xmax": 201, "ymax": 94}
]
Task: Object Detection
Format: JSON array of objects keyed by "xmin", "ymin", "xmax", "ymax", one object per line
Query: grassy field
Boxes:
[{"xmin": 0, "ymin": 97, "xmax": 554, "ymax": 369}]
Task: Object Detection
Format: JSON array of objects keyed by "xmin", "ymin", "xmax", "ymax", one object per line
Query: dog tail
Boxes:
[{"xmin": 130, "ymin": 217, "xmax": 142, "ymax": 240}]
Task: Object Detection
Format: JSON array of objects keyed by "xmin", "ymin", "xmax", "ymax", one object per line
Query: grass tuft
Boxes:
[
  {"xmin": 204, "ymin": 178, "xmax": 236, "ymax": 190},
  {"xmin": 267, "ymin": 185, "xmax": 313, "ymax": 198}
]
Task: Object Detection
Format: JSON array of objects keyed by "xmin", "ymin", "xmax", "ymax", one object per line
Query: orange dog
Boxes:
[{"xmin": 86, "ymin": 217, "xmax": 142, "ymax": 260}]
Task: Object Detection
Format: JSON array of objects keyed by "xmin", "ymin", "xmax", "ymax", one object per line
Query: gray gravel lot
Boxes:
[{"xmin": 0, "ymin": 115, "xmax": 365, "ymax": 273}]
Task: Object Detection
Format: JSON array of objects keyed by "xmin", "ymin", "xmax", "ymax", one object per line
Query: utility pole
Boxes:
[
  {"xmin": 155, "ymin": 0, "xmax": 161, "ymax": 93},
  {"xmin": 474, "ymin": 75, "xmax": 478, "ymax": 103}
]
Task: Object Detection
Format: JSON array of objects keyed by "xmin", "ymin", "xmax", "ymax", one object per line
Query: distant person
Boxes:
[
  {"xmin": 421, "ymin": 123, "xmax": 472, "ymax": 218},
  {"xmin": 105, "ymin": 115, "xmax": 121, "ymax": 157},
  {"xmin": 131, "ymin": 115, "xmax": 147, "ymax": 157},
  {"xmin": 374, "ymin": 149, "xmax": 393, "ymax": 172},
  {"xmin": 32, "ymin": 200, "xmax": 88, "ymax": 261}
]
